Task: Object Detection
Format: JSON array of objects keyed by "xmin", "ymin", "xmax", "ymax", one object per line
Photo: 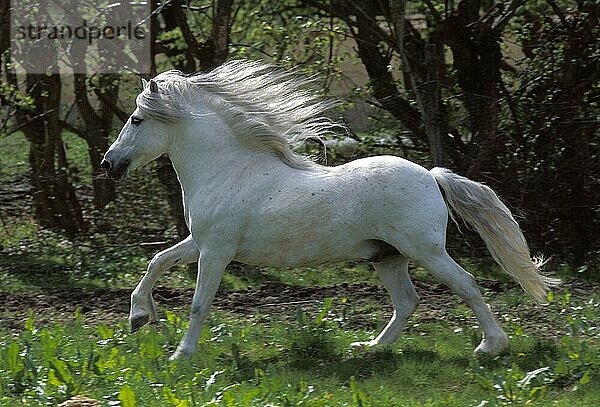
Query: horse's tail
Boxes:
[{"xmin": 430, "ymin": 167, "xmax": 560, "ymax": 304}]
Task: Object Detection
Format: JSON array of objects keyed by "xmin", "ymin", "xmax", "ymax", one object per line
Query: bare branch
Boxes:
[
  {"xmin": 58, "ymin": 119, "xmax": 89, "ymax": 141},
  {"xmin": 423, "ymin": 0, "xmax": 442, "ymax": 24},
  {"xmin": 93, "ymin": 87, "xmax": 129, "ymax": 123},
  {"xmin": 169, "ymin": 0, "xmax": 202, "ymax": 58},
  {"xmin": 492, "ymin": 0, "xmax": 528, "ymax": 32},
  {"xmin": 3, "ymin": 108, "xmax": 59, "ymax": 138}
]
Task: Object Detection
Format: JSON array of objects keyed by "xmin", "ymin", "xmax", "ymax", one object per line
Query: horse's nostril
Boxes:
[{"xmin": 100, "ymin": 159, "xmax": 112, "ymax": 172}]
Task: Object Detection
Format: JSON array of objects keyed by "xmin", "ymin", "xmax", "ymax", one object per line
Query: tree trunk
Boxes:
[
  {"xmin": 92, "ymin": 74, "xmax": 119, "ymax": 208},
  {"xmin": 389, "ymin": 0, "xmax": 445, "ymax": 166},
  {"xmin": 73, "ymin": 73, "xmax": 118, "ymax": 209},
  {"xmin": 22, "ymin": 74, "xmax": 84, "ymax": 234},
  {"xmin": 444, "ymin": 0, "xmax": 503, "ymax": 177},
  {"xmin": 421, "ymin": 44, "xmax": 444, "ymax": 166},
  {"xmin": 68, "ymin": 10, "xmax": 122, "ymax": 211},
  {"xmin": 351, "ymin": 1, "xmax": 425, "ymax": 142}
]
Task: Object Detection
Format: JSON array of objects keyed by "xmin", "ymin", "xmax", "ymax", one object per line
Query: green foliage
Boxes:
[
  {"xmin": 470, "ymin": 361, "xmax": 552, "ymax": 404},
  {"xmin": 469, "ymin": 291, "xmax": 600, "ymax": 405},
  {"xmin": 287, "ymin": 298, "xmax": 339, "ymax": 364},
  {"xmin": 349, "ymin": 375, "xmax": 370, "ymax": 407},
  {"xmin": 0, "ymin": 82, "xmax": 34, "ymax": 115},
  {"xmin": 119, "ymin": 384, "xmax": 136, "ymax": 407},
  {"xmin": 0, "ymin": 288, "xmax": 598, "ymax": 406},
  {"xmin": 500, "ymin": 0, "xmax": 600, "ymax": 265},
  {"xmin": 228, "ymin": 1, "xmax": 351, "ymax": 89}
]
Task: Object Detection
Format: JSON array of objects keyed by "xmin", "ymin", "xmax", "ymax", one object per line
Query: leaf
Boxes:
[
  {"xmin": 49, "ymin": 357, "xmax": 72, "ymax": 385},
  {"xmin": 47, "ymin": 369, "xmax": 63, "ymax": 387},
  {"xmin": 512, "ymin": 324, "xmax": 525, "ymax": 337},
  {"xmin": 579, "ymin": 371, "xmax": 590, "ymax": 385},
  {"xmin": 163, "ymin": 388, "xmax": 189, "ymax": 406},
  {"xmin": 97, "ymin": 324, "xmax": 114, "ymax": 340},
  {"xmin": 315, "ymin": 297, "xmax": 333, "ymax": 325},
  {"xmin": 74, "ymin": 307, "xmax": 84, "ymax": 322},
  {"xmin": 24, "ymin": 317, "xmax": 35, "ymax": 332},
  {"xmin": 119, "ymin": 384, "xmax": 137, "ymax": 407},
  {"xmin": 7, "ymin": 342, "xmax": 23, "ymax": 374},
  {"xmin": 349, "ymin": 376, "xmax": 370, "ymax": 407},
  {"xmin": 528, "ymin": 385, "xmax": 547, "ymax": 402},
  {"xmin": 241, "ymin": 386, "xmax": 261, "ymax": 405}
]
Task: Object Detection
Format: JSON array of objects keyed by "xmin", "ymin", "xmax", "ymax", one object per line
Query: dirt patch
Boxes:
[{"xmin": 1, "ymin": 279, "xmax": 597, "ymax": 337}]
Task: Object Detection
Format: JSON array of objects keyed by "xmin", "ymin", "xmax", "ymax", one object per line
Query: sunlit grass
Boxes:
[{"xmin": 0, "ymin": 291, "xmax": 598, "ymax": 406}]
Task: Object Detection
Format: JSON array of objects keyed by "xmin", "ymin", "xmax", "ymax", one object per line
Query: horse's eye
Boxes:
[{"xmin": 131, "ymin": 116, "xmax": 143, "ymax": 126}]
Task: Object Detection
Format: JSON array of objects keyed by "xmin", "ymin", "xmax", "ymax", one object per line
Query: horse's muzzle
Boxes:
[{"xmin": 101, "ymin": 157, "xmax": 131, "ymax": 181}]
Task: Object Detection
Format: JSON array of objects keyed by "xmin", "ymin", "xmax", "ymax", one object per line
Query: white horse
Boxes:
[{"xmin": 101, "ymin": 60, "xmax": 559, "ymax": 361}]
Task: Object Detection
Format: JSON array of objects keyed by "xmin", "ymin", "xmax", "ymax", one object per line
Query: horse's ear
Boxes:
[
  {"xmin": 149, "ymin": 79, "xmax": 159, "ymax": 93},
  {"xmin": 140, "ymin": 77, "xmax": 148, "ymax": 90}
]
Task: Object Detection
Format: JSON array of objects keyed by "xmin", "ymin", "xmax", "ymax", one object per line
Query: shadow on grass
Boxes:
[
  {"xmin": 0, "ymin": 252, "xmax": 106, "ymax": 292},
  {"xmin": 478, "ymin": 337, "xmax": 562, "ymax": 371},
  {"xmin": 285, "ymin": 346, "xmax": 472, "ymax": 381}
]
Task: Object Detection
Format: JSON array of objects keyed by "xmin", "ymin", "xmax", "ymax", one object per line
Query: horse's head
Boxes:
[{"xmin": 101, "ymin": 78, "xmax": 171, "ymax": 181}]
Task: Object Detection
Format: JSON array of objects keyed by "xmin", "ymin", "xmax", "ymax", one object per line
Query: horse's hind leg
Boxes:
[
  {"xmin": 130, "ymin": 235, "xmax": 199, "ymax": 332},
  {"xmin": 351, "ymin": 255, "xmax": 419, "ymax": 348},
  {"xmin": 421, "ymin": 250, "xmax": 508, "ymax": 355}
]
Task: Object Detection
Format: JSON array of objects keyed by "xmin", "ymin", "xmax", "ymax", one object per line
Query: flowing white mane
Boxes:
[{"xmin": 136, "ymin": 59, "xmax": 342, "ymax": 168}]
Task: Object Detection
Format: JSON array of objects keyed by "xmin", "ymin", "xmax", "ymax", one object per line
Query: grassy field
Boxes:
[
  {"xmin": 1, "ymin": 132, "xmax": 598, "ymax": 406},
  {"xmin": 0, "ymin": 279, "xmax": 598, "ymax": 406},
  {"xmin": 0, "ymin": 225, "xmax": 598, "ymax": 406}
]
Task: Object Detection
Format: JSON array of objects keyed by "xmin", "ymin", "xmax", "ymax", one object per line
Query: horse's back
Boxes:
[{"xmin": 329, "ymin": 155, "xmax": 445, "ymax": 215}]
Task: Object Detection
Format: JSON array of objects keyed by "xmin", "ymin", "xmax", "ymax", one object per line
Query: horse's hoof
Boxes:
[
  {"xmin": 130, "ymin": 314, "xmax": 150, "ymax": 333},
  {"xmin": 169, "ymin": 350, "xmax": 193, "ymax": 362},
  {"xmin": 474, "ymin": 332, "xmax": 509, "ymax": 356}
]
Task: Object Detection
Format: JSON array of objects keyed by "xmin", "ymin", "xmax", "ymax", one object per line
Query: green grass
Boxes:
[
  {"xmin": 0, "ymin": 290, "xmax": 598, "ymax": 406},
  {"xmin": 0, "ymin": 218, "xmax": 599, "ymax": 406},
  {"xmin": 0, "ymin": 131, "xmax": 91, "ymax": 182},
  {"xmin": 0, "ymin": 131, "xmax": 29, "ymax": 180},
  {"xmin": 262, "ymin": 263, "xmax": 379, "ymax": 287}
]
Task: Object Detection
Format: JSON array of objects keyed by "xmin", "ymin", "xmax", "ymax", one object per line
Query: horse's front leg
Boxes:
[
  {"xmin": 130, "ymin": 235, "xmax": 199, "ymax": 332},
  {"xmin": 170, "ymin": 249, "xmax": 231, "ymax": 361}
]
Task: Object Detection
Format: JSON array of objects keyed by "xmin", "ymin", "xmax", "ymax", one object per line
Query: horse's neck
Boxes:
[{"xmin": 167, "ymin": 125, "xmax": 287, "ymax": 199}]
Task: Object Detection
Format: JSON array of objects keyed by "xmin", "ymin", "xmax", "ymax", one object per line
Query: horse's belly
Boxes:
[{"xmin": 233, "ymin": 235, "xmax": 386, "ymax": 267}]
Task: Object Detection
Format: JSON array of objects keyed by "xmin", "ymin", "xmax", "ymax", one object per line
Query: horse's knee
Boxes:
[{"xmin": 148, "ymin": 250, "xmax": 172, "ymax": 273}]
